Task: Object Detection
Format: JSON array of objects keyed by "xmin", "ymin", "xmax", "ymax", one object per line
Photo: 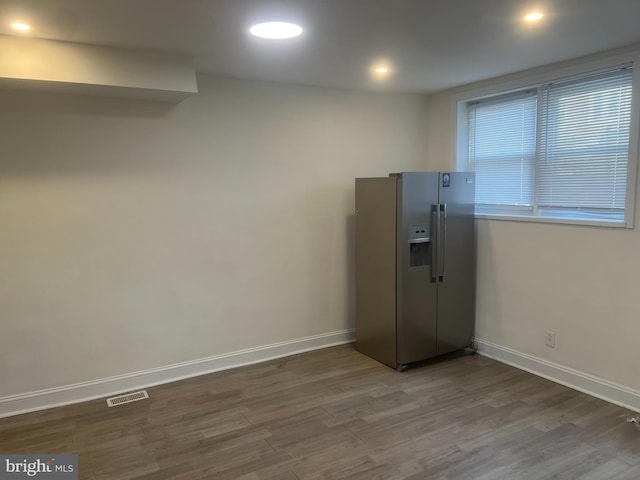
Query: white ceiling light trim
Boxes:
[
  {"xmin": 11, "ymin": 23, "xmax": 31, "ymax": 31},
  {"xmin": 370, "ymin": 61, "xmax": 394, "ymax": 80},
  {"xmin": 524, "ymin": 12, "xmax": 543, "ymax": 22},
  {"xmin": 249, "ymin": 22, "xmax": 303, "ymax": 39}
]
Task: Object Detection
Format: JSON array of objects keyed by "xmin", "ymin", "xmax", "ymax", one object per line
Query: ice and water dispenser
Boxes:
[{"xmin": 408, "ymin": 224, "xmax": 431, "ymax": 268}]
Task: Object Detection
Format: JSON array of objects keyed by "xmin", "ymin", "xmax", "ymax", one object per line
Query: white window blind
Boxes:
[
  {"xmin": 464, "ymin": 64, "xmax": 635, "ymax": 226},
  {"xmin": 538, "ymin": 69, "xmax": 632, "ymax": 219},
  {"xmin": 468, "ymin": 94, "xmax": 537, "ymax": 209}
]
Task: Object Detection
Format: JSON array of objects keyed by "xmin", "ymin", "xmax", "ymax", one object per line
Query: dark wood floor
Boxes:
[{"xmin": 1, "ymin": 345, "xmax": 639, "ymax": 479}]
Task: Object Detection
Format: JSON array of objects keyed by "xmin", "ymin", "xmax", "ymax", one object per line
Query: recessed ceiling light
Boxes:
[
  {"xmin": 249, "ymin": 22, "xmax": 303, "ymax": 39},
  {"xmin": 11, "ymin": 23, "xmax": 31, "ymax": 31},
  {"xmin": 372, "ymin": 64, "xmax": 392, "ymax": 77},
  {"xmin": 524, "ymin": 12, "xmax": 543, "ymax": 22}
]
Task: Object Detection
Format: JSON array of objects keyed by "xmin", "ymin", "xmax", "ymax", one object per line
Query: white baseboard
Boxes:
[
  {"xmin": 475, "ymin": 338, "xmax": 640, "ymax": 412},
  {"xmin": 0, "ymin": 329, "xmax": 355, "ymax": 419}
]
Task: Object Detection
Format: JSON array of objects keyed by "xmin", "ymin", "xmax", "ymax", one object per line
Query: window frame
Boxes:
[{"xmin": 453, "ymin": 52, "xmax": 640, "ymax": 229}]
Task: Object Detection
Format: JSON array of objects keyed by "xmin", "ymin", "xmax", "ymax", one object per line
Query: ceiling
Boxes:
[{"xmin": 1, "ymin": 0, "xmax": 639, "ymax": 94}]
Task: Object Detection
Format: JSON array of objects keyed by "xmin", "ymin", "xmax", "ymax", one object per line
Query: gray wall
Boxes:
[{"xmin": 0, "ymin": 74, "xmax": 430, "ymax": 397}]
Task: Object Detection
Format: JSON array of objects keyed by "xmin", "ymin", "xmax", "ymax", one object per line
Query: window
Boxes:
[{"xmin": 460, "ymin": 63, "xmax": 637, "ymax": 227}]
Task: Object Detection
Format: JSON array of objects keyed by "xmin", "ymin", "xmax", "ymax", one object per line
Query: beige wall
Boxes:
[
  {"xmin": 425, "ymin": 60, "xmax": 640, "ymax": 393},
  {"xmin": 0, "ymin": 36, "xmax": 197, "ymax": 102},
  {"xmin": 0, "ymin": 75, "xmax": 429, "ymax": 397}
]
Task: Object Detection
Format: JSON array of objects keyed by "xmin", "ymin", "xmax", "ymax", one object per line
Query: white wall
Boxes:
[
  {"xmin": 0, "ymin": 74, "xmax": 429, "ymax": 398},
  {"xmin": 425, "ymin": 55, "xmax": 640, "ymax": 396}
]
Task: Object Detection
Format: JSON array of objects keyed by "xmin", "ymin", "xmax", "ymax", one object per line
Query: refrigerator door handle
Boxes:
[
  {"xmin": 431, "ymin": 205, "xmax": 440, "ymax": 283},
  {"xmin": 439, "ymin": 203, "xmax": 447, "ymax": 282}
]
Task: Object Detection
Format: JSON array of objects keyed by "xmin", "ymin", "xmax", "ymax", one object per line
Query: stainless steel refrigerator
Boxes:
[{"xmin": 355, "ymin": 172, "xmax": 476, "ymax": 370}]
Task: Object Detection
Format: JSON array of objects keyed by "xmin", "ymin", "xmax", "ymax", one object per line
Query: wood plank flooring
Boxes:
[{"xmin": 1, "ymin": 345, "xmax": 639, "ymax": 479}]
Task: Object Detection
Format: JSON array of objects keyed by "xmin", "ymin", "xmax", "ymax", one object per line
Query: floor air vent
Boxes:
[{"xmin": 106, "ymin": 390, "xmax": 149, "ymax": 407}]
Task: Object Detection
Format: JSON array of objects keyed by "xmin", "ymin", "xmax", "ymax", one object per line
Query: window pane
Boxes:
[
  {"xmin": 538, "ymin": 70, "xmax": 632, "ymax": 212},
  {"xmin": 468, "ymin": 94, "xmax": 537, "ymax": 207}
]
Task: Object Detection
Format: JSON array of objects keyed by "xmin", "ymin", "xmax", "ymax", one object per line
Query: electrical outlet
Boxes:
[{"xmin": 545, "ymin": 330, "xmax": 556, "ymax": 348}]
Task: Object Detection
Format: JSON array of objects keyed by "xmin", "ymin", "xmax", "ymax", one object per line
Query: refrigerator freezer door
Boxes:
[
  {"xmin": 436, "ymin": 172, "xmax": 476, "ymax": 355},
  {"xmin": 355, "ymin": 177, "xmax": 398, "ymax": 368},
  {"xmin": 397, "ymin": 172, "xmax": 439, "ymax": 366}
]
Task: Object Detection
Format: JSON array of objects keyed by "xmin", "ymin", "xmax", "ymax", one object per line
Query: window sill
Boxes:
[{"xmin": 475, "ymin": 212, "xmax": 630, "ymax": 229}]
